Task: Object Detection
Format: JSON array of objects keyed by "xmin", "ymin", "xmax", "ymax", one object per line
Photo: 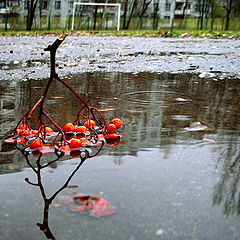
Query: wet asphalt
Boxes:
[{"xmin": 0, "ymin": 36, "xmax": 239, "ymax": 81}]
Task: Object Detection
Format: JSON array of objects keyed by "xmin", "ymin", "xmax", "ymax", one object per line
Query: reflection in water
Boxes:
[
  {"xmin": 18, "ymin": 143, "xmax": 104, "ymax": 239},
  {"xmin": 213, "ymin": 135, "xmax": 240, "ymax": 217},
  {"xmin": 0, "ymin": 72, "xmax": 240, "ymax": 238}
]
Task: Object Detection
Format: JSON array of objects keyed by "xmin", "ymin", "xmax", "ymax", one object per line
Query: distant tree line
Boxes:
[
  {"xmin": 4, "ymin": 0, "xmax": 240, "ymax": 31},
  {"xmin": 195, "ymin": 0, "xmax": 239, "ymax": 30}
]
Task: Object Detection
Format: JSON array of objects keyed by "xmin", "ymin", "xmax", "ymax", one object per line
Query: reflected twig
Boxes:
[{"xmin": 18, "ymin": 141, "xmax": 104, "ymax": 240}]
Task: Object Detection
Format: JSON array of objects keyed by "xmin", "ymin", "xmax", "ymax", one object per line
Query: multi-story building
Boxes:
[
  {"xmin": 150, "ymin": 0, "xmax": 199, "ymax": 20},
  {"xmin": 1, "ymin": 0, "xmax": 235, "ymax": 30},
  {"xmin": 1, "ymin": 0, "xmax": 203, "ymax": 19}
]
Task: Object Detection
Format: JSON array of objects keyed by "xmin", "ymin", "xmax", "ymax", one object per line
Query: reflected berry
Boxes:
[{"xmin": 106, "ymin": 133, "xmax": 120, "ymax": 139}]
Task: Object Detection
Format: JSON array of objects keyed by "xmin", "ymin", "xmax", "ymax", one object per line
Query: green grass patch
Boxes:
[{"xmin": 0, "ymin": 29, "xmax": 239, "ymax": 39}]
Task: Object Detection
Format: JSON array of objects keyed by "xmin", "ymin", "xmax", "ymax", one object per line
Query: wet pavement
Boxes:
[
  {"xmin": 0, "ymin": 36, "xmax": 240, "ymax": 81},
  {"xmin": 0, "ymin": 36, "xmax": 240, "ymax": 240}
]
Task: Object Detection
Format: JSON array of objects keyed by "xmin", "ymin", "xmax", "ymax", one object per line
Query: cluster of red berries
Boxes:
[{"xmin": 5, "ymin": 118, "xmax": 122, "ymax": 155}]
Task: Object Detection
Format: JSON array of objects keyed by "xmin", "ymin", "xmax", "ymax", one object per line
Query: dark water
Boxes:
[{"xmin": 0, "ymin": 72, "xmax": 240, "ymax": 240}]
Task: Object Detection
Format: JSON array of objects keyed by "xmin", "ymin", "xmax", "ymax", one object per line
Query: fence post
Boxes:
[
  {"xmin": 170, "ymin": 17, "xmax": 174, "ymax": 32},
  {"xmin": 211, "ymin": 17, "xmax": 214, "ymax": 31},
  {"xmin": 106, "ymin": 16, "xmax": 108, "ymax": 30},
  {"xmin": 5, "ymin": 15, "xmax": 8, "ymax": 32},
  {"xmin": 197, "ymin": 17, "xmax": 200, "ymax": 30},
  {"xmin": 87, "ymin": 16, "xmax": 90, "ymax": 30},
  {"xmin": 68, "ymin": 15, "xmax": 71, "ymax": 30},
  {"xmin": 156, "ymin": 16, "xmax": 159, "ymax": 30},
  {"xmin": 140, "ymin": 17, "xmax": 143, "ymax": 30},
  {"xmin": 184, "ymin": 15, "xmax": 188, "ymax": 30},
  {"xmin": 48, "ymin": 14, "xmax": 51, "ymax": 30}
]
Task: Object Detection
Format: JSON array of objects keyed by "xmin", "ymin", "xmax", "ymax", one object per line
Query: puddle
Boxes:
[{"xmin": 0, "ymin": 72, "xmax": 240, "ymax": 240}]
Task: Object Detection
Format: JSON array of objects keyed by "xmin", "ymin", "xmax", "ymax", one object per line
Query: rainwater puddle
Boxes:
[{"xmin": 0, "ymin": 72, "xmax": 240, "ymax": 240}]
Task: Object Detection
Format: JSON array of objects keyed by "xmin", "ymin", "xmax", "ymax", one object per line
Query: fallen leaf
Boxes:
[
  {"xmin": 98, "ymin": 108, "xmax": 115, "ymax": 112},
  {"xmin": 58, "ymin": 193, "xmax": 115, "ymax": 218},
  {"xmin": 113, "ymin": 97, "xmax": 122, "ymax": 101},
  {"xmin": 202, "ymin": 138, "xmax": 216, "ymax": 143}
]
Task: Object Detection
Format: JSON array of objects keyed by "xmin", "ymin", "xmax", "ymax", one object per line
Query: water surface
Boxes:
[{"xmin": 0, "ymin": 72, "xmax": 240, "ymax": 240}]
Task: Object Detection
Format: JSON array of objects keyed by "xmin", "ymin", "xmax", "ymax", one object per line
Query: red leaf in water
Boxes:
[{"xmin": 70, "ymin": 194, "xmax": 115, "ymax": 218}]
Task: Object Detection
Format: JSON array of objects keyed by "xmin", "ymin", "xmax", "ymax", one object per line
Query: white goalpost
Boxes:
[{"xmin": 71, "ymin": 2, "xmax": 121, "ymax": 31}]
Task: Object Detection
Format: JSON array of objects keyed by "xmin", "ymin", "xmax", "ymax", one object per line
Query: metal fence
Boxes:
[{"xmin": 1, "ymin": 15, "xmax": 240, "ymax": 32}]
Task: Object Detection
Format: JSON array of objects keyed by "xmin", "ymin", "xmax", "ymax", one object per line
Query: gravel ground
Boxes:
[{"xmin": 0, "ymin": 35, "xmax": 240, "ymax": 80}]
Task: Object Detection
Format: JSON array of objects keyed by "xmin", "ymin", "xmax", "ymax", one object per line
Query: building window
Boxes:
[
  {"xmin": 0, "ymin": 0, "xmax": 6, "ymax": 8},
  {"xmin": 175, "ymin": 2, "xmax": 183, "ymax": 10},
  {"xmin": 165, "ymin": 3, "xmax": 171, "ymax": 12},
  {"xmin": 69, "ymin": 1, "xmax": 74, "ymax": 9},
  {"xmin": 186, "ymin": 3, "xmax": 191, "ymax": 9},
  {"xmin": 55, "ymin": 0, "xmax": 61, "ymax": 10},
  {"xmin": 24, "ymin": 0, "xmax": 28, "ymax": 9},
  {"xmin": 41, "ymin": 0, "xmax": 48, "ymax": 9}
]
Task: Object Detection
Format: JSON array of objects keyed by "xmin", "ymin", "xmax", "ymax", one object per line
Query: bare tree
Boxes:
[
  {"xmin": 182, "ymin": 0, "xmax": 189, "ymax": 19},
  {"xmin": 225, "ymin": 0, "xmax": 233, "ymax": 30},
  {"xmin": 137, "ymin": 0, "xmax": 152, "ymax": 19},
  {"xmin": 121, "ymin": 0, "xmax": 138, "ymax": 30},
  {"xmin": 197, "ymin": 0, "xmax": 211, "ymax": 30},
  {"xmin": 152, "ymin": 0, "xmax": 159, "ymax": 29},
  {"xmin": 26, "ymin": 0, "xmax": 39, "ymax": 31}
]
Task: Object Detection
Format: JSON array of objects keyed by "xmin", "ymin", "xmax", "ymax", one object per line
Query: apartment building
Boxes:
[{"xmin": 0, "ymin": 0, "xmax": 202, "ymax": 18}]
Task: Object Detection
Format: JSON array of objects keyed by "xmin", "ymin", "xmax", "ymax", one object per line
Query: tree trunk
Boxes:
[
  {"xmin": 123, "ymin": 0, "xmax": 128, "ymax": 30},
  {"xmin": 182, "ymin": 0, "xmax": 188, "ymax": 19},
  {"xmin": 26, "ymin": 0, "xmax": 38, "ymax": 31},
  {"xmin": 225, "ymin": 0, "xmax": 233, "ymax": 30},
  {"xmin": 126, "ymin": 0, "xmax": 138, "ymax": 29},
  {"xmin": 93, "ymin": 5, "xmax": 98, "ymax": 30},
  {"xmin": 200, "ymin": 0, "xmax": 206, "ymax": 30},
  {"xmin": 153, "ymin": 2, "xmax": 159, "ymax": 29}
]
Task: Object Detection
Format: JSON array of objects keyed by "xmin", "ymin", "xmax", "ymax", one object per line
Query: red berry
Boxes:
[
  {"xmin": 84, "ymin": 120, "xmax": 96, "ymax": 129},
  {"xmin": 69, "ymin": 138, "xmax": 86, "ymax": 149},
  {"xmin": 19, "ymin": 129, "xmax": 31, "ymax": 137},
  {"xmin": 42, "ymin": 127, "xmax": 54, "ymax": 135},
  {"xmin": 110, "ymin": 118, "xmax": 122, "ymax": 129},
  {"xmin": 107, "ymin": 124, "xmax": 116, "ymax": 133},
  {"xmin": 31, "ymin": 130, "xmax": 38, "ymax": 136},
  {"xmin": 63, "ymin": 123, "xmax": 75, "ymax": 132},
  {"xmin": 30, "ymin": 138, "xmax": 43, "ymax": 149},
  {"xmin": 75, "ymin": 126, "xmax": 87, "ymax": 133},
  {"xmin": 18, "ymin": 125, "xmax": 27, "ymax": 130},
  {"xmin": 16, "ymin": 125, "xmax": 28, "ymax": 135}
]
